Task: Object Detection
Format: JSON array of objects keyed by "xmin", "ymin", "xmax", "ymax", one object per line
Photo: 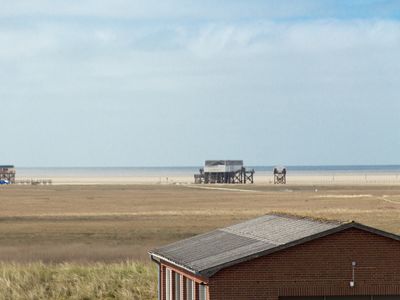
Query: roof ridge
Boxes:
[{"xmin": 268, "ymin": 211, "xmax": 346, "ymax": 225}]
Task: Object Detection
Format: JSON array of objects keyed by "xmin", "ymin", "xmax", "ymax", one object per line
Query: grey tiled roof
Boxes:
[{"xmin": 150, "ymin": 214, "xmax": 344, "ymax": 277}]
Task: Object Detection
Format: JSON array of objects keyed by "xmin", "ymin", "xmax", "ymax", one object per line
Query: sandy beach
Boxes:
[
  {"xmin": 13, "ymin": 173, "xmax": 400, "ymax": 185},
  {"xmin": 13, "ymin": 166, "xmax": 400, "ymax": 185}
]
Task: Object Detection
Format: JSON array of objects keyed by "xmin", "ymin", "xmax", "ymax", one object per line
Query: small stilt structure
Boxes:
[{"xmin": 273, "ymin": 166, "xmax": 286, "ymax": 184}]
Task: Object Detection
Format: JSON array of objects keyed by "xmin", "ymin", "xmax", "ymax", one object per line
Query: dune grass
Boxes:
[{"xmin": 0, "ymin": 261, "xmax": 157, "ymax": 300}]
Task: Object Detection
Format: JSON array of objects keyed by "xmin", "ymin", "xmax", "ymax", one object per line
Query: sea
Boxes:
[{"xmin": 16, "ymin": 165, "xmax": 400, "ymax": 179}]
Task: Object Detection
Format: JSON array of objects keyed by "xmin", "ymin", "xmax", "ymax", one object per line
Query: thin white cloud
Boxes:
[
  {"xmin": 1, "ymin": 8, "xmax": 400, "ymax": 165},
  {"xmin": 1, "ymin": 19, "xmax": 400, "ymax": 92}
]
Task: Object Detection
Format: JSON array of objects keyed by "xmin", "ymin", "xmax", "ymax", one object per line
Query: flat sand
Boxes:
[
  {"xmin": 0, "ymin": 183, "xmax": 399, "ymax": 262},
  {"xmin": 15, "ymin": 172, "xmax": 400, "ymax": 185}
]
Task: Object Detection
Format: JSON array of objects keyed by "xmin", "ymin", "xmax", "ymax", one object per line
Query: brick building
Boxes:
[{"xmin": 149, "ymin": 214, "xmax": 400, "ymax": 300}]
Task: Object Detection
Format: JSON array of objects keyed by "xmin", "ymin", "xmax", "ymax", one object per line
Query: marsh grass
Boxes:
[
  {"xmin": 0, "ymin": 184, "xmax": 399, "ymax": 263},
  {"xmin": 0, "ymin": 261, "xmax": 157, "ymax": 300}
]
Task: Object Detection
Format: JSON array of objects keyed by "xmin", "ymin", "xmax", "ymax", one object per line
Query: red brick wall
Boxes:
[{"xmin": 209, "ymin": 228, "xmax": 400, "ymax": 300}]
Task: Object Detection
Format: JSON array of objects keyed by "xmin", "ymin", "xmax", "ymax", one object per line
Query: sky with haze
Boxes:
[{"xmin": 1, "ymin": 0, "xmax": 400, "ymax": 167}]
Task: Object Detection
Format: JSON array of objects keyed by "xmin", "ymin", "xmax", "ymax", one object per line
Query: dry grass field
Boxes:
[
  {"xmin": 0, "ymin": 261, "xmax": 157, "ymax": 300},
  {"xmin": 0, "ymin": 183, "xmax": 399, "ymax": 299},
  {"xmin": 0, "ymin": 184, "xmax": 399, "ymax": 263}
]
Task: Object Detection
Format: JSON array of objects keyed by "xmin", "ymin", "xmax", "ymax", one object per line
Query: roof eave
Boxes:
[
  {"xmin": 350, "ymin": 222, "xmax": 400, "ymax": 241},
  {"xmin": 149, "ymin": 252, "xmax": 200, "ymax": 276}
]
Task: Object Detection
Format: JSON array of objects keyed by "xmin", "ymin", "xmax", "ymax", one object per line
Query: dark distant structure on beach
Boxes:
[
  {"xmin": 0, "ymin": 165, "xmax": 16, "ymax": 183},
  {"xmin": 273, "ymin": 166, "xmax": 286, "ymax": 184},
  {"xmin": 194, "ymin": 160, "xmax": 254, "ymax": 184}
]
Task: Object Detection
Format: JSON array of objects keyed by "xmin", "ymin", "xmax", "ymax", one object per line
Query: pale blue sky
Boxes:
[{"xmin": 1, "ymin": 0, "xmax": 400, "ymax": 167}]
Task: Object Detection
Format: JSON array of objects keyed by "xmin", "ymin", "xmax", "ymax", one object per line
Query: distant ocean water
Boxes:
[{"xmin": 16, "ymin": 165, "xmax": 400, "ymax": 178}]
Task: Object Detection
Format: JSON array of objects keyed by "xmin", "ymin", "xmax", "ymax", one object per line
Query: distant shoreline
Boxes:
[
  {"xmin": 8, "ymin": 166, "xmax": 399, "ymax": 185},
  {"xmin": 11, "ymin": 174, "xmax": 400, "ymax": 186},
  {"xmin": 16, "ymin": 165, "xmax": 400, "ymax": 174}
]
